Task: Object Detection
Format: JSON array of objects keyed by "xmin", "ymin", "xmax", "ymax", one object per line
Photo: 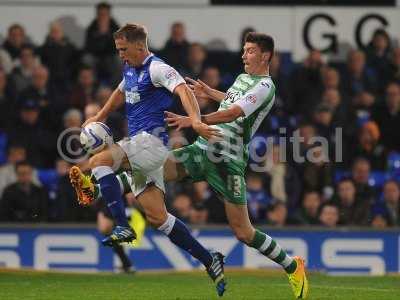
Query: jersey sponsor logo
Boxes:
[
  {"xmin": 225, "ymin": 90, "xmax": 241, "ymax": 103},
  {"xmin": 261, "ymin": 81, "xmax": 270, "ymax": 88},
  {"xmin": 126, "ymin": 71, "xmax": 134, "ymax": 77},
  {"xmin": 245, "ymin": 94, "xmax": 257, "ymax": 104},
  {"xmin": 125, "ymin": 90, "xmax": 141, "ymax": 104},
  {"xmin": 165, "ymin": 69, "xmax": 177, "ymax": 80}
]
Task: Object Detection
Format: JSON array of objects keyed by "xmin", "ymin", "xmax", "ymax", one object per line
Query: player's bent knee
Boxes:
[
  {"xmin": 89, "ymin": 152, "xmax": 112, "ymax": 169},
  {"xmin": 146, "ymin": 212, "xmax": 168, "ymax": 228},
  {"xmin": 232, "ymin": 228, "xmax": 253, "ymax": 244}
]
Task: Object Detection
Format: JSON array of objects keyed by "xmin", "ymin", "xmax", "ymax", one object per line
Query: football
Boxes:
[{"xmin": 80, "ymin": 122, "xmax": 114, "ymax": 154}]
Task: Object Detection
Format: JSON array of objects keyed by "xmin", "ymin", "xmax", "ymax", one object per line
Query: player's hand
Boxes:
[
  {"xmin": 185, "ymin": 77, "xmax": 211, "ymax": 100},
  {"xmin": 192, "ymin": 121, "xmax": 223, "ymax": 141},
  {"xmin": 82, "ymin": 114, "xmax": 102, "ymax": 127},
  {"xmin": 164, "ymin": 111, "xmax": 192, "ymax": 131}
]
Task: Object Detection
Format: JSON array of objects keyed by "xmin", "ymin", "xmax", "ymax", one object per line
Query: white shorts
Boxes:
[{"xmin": 117, "ymin": 132, "xmax": 168, "ymax": 196}]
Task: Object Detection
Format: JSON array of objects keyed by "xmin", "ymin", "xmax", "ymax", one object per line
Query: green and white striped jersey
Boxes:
[{"xmin": 195, "ymin": 73, "xmax": 275, "ymax": 163}]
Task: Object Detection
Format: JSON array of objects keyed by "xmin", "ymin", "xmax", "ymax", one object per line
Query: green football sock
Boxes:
[
  {"xmin": 93, "ymin": 172, "xmax": 131, "ymax": 200},
  {"xmin": 249, "ymin": 229, "xmax": 297, "ymax": 274}
]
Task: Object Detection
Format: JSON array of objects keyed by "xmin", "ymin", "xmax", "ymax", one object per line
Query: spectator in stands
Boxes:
[
  {"xmin": 58, "ymin": 109, "xmax": 83, "ymax": 162},
  {"xmin": 161, "ymin": 22, "xmax": 189, "ymax": 70},
  {"xmin": 0, "ymin": 69, "xmax": 15, "ymax": 129},
  {"xmin": 269, "ymin": 52, "xmax": 290, "ymax": 111},
  {"xmin": 262, "ymin": 144, "xmax": 301, "ymax": 212},
  {"xmin": 189, "ymin": 202, "xmax": 208, "ymax": 224},
  {"xmin": 20, "ymin": 65, "xmax": 64, "ymax": 128},
  {"xmin": 0, "ymin": 47, "xmax": 13, "ymax": 74},
  {"xmin": 0, "ymin": 161, "xmax": 48, "ymax": 222},
  {"xmin": 180, "ymin": 42, "xmax": 207, "ymax": 79},
  {"xmin": 265, "ymin": 200, "xmax": 287, "ymax": 227},
  {"xmin": 321, "ymin": 67, "xmax": 340, "ymax": 90},
  {"xmin": 84, "ymin": 102, "xmax": 101, "ymax": 120},
  {"xmin": 351, "ymin": 91, "xmax": 376, "ymax": 123},
  {"xmin": 347, "ymin": 121, "xmax": 386, "ymax": 170},
  {"xmin": 321, "ymin": 88, "xmax": 349, "ymax": 128},
  {"xmin": 333, "ymin": 179, "xmax": 370, "ymax": 226},
  {"xmin": 69, "ymin": 65, "xmax": 98, "ymax": 110},
  {"xmin": 171, "ymin": 193, "xmax": 192, "ymax": 223},
  {"xmin": 246, "ymin": 172, "xmax": 270, "ymax": 223},
  {"xmin": 197, "ymin": 66, "xmax": 221, "ymax": 113},
  {"xmin": 9, "ymin": 45, "xmax": 38, "ymax": 94},
  {"xmin": 312, "ymin": 104, "xmax": 334, "ymax": 142},
  {"xmin": 192, "ymin": 181, "xmax": 225, "ymax": 223},
  {"xmin": 0, "ymin": 145, "xmax": 41, "ymax": 198},
  {"xmin": 84, "ymin": 2, "xmax": 120, "ymax": 84},
  {"xmin": 2, "ymin": 24, "xmax": 29, "ymax": 60},
  {"xmin": 351, "ymin": 157, "xmax": 376, "ymax": 203},
  {"xmin": 378, "ymin": 180, "xmax": 400, "ymax": 226},
  {"xmin": 372, "ymin": 82, "xmax": 400, "ymax": 152},
  {"xmin": 95, "ymin": 85, "xmax": 112, "ymax": 105},
  {"xmin": 302, "ymin": 145, "xmax": 334, "ymax": 198},
  {"xmin": 7, "ymin": 99, "xmax": 56, "ymax": 168},
  {"xmin": 365, "ymin": 29, "xmax": 391, "ymax": 91},
  {"xmin": 39, "ymin": 21, "xmax": 78, "ymax": 92},
  {"xmin": 341, "ymin": 50, "xmax": 377, "ymax": 98},
  {"xmin": 318, "ymin": 203, "xmax": 339, "ymax": 227},
  {"xmin": 289, "ymin": 50, "xmax": 324, "ymax": 116},
  {"xmin": 290, "ymin": 123, "xmax": 318, "ymax": 179},
  {"xmin": 291, "ymin": 191, "xmax": 321, "ymax": 225},
  {"xmin": 388, "ymin": 47, "xmax": 400, "ymax": 83},
  {"xmin": 371, "ymin": 213, "xmax": 388, "ymax": 228}
]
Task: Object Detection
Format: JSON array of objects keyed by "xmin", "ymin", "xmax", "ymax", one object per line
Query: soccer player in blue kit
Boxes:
[{"xmin": 70, "ymin": 24, "xmax": 226, "ymax": 296}]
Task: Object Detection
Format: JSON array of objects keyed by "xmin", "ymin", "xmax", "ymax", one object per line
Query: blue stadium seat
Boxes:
[
  {"xmin": 368, "ymin": 171, "xmax": 388, "ymax": 188},
  {"xmin": 387, "ymin": 152, "xmax": 400, "ymax": 173},
  {"xmin": 0, "ymin": 132, "xmax": 8, "ymax": 165},
  {"xmin": 37, "ymin": 169, "xmax": 59, "ymax": 190}
]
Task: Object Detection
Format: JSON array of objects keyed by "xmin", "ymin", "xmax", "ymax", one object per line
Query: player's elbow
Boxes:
[{"xmin": 226, "ymin": 106, "xmax": 244, "ymax": 122}]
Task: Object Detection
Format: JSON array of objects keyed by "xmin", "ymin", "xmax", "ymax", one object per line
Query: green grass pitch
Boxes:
[{"xmin": 0, "ymin": 269, "xmax": 399, "ymax": 300}]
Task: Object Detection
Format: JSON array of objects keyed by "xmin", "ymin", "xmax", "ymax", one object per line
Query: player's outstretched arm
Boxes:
[
  {"xmin": 185, "ymin": 77, "xmax": 226, "ymax": 103},
  {"xmin": 174, "ymin": 84, "xmax": 222, "ymax": 139},
  {"xmin": 165, "ymin": 107, "xmax": 243, "ymax": 128},
  {"xmin": 82, "ymin": 88, "xmax": 125, "ymax": 127}
]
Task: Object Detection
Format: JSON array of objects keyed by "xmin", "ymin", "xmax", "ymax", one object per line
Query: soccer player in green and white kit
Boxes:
[{"xmin": 76, "ymin": 32, "xmax": 308, "ymax": 299}]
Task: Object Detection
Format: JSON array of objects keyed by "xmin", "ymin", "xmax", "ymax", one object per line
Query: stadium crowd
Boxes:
[{"xmin": 0, "ymin": 2, "xmax": 399, "ymax": 228}]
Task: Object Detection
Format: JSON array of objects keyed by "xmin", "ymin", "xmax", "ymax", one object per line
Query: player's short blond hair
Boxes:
[{"xmin": 113, "ymin": 23, "xmax": 148, "ymax": 44}]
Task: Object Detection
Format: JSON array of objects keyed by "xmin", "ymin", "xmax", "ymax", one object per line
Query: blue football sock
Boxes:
[
  {"xmin": 97, "ymin": 173, "xmax": 129, "ymax": 227},
  {"xmin": 159, "ymin": 214, "xmax": 213, "ymax": 268}
]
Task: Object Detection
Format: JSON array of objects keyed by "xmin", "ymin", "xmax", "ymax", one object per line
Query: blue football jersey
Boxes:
[{"xmin": 118, "ymin": 54, "xmax": 185, "ymax": 145}]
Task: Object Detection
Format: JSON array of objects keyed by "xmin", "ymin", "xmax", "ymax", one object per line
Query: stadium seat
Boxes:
[
  {"xmin": 0, "ymin": 132, "xmax": 8, "ymax": 165},
  {"xmin": 37, "ymin": 169, "xmax": 59, "ymax": 190}
]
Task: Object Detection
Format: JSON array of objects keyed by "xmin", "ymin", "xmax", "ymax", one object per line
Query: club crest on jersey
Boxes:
[
  {"xmin": 138, "ymin": 71, "xmax": 145, "ymax": 82},
  {"xmin": 166, "ymin": 69, "xmax": 177, "ymax": 80},
  {"xmin": 246, "ymin": 94, "xmax": 257, "ymax": 104}
]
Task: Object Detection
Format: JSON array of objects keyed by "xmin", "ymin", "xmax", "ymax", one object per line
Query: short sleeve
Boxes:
[
  {"xmin": 118, "ymin": 78, "xmax": 126, "ymax": 92},
  {"xmin": 149, "ymin": 60, "xmax": 185, "ymax": 93},
  {"xmin": 235, "ymin": 80, "xmax": 274, "ymax": 117}
]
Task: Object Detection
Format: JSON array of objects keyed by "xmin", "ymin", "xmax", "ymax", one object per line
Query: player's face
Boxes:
[
  {"xmin": 115, "ymin": 38, "xmax": 143, "ymax": 67},
  {"xmin": 242, "ymin": 42, "xmax": 269, "ymax": 75}
]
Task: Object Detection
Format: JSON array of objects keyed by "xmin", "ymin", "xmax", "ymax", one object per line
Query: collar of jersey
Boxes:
[{"xmin": 142, "ymin": 53, "xmax": 154, "ymax": 65}]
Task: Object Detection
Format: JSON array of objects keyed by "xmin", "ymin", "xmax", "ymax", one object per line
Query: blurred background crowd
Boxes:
[{"xmin": 0, "ymin": 2, "xmax": 399, "ymax": 229}]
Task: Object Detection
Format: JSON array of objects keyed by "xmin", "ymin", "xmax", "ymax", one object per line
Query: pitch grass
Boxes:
[{"xmin": 0, "ymin": 269, "xmax": 399, "ymax": 300}]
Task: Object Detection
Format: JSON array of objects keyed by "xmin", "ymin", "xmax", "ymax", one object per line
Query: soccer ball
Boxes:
[{"xmin": 80, "ymin": 122, "xmax": 114, "ymax": 154}]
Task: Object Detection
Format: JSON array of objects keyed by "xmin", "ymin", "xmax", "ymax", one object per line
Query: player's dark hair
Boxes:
[
  {"xmin": 96, "ymin": 2, "xmax": 111, "ymax": 11},
  {"xmin": 245, "ymin": 32, "xmax": 274, "ymax": 62},
  {"xmin": 15, "ymin": 160, "xmax": 32, "ymax": 172},
  {"xmin": 113, "ymin": 23, "xmax": 148, "ymax": 43}
]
